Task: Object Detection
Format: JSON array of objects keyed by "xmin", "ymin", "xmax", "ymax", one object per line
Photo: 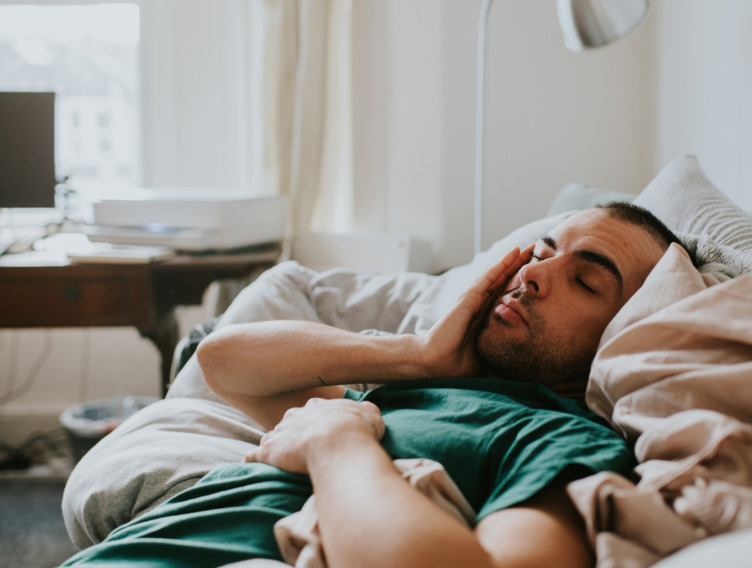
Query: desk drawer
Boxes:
[{"xmin": 0, "ymin": 271, "xmax": 153, "ymax": 328}]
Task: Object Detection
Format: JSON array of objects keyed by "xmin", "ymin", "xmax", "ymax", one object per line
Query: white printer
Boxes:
[{"xmin": 88, "ymin": 189, "xmax": 286, "ymax": 252}]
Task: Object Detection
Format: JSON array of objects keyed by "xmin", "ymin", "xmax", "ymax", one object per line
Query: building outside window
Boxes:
[{"xmin": 0, "ymin": 2, "xmax": 140, "ymax": 213}]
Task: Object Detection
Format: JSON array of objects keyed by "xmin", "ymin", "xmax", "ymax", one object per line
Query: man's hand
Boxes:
[
  {"xmin": 415, "ymin": 245, "xmax": 534, "ymax": 379},
  {"xmin": 245, "ymin": 397, "xmax": 385, "ymax": 475}
]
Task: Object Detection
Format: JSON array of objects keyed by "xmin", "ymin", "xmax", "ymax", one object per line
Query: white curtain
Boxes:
[
  {"xmin": 259, "ymin": 0, "xmax": 353, "ymax": 248},
  {"xmin": 206, "ymin": 0, "xmax": 353, "ymax": 315}
]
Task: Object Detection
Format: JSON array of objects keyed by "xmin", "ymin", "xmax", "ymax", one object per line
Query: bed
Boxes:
[{"xmin": 61, "ymin": 155, "xmax": 752, "ymax": 567}]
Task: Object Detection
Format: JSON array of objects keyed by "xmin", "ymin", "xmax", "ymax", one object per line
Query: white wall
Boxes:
[
  {"xmin": 351, "ymin": 0, "xmax": 445, "ymax": 262},
  {"xmin": 352, "ymin": 0, "xmax": 657, "ymax": 271},
  {"xmin": 0, "ymin": 329, "xmax": 156, "ymax": 444},
  {"xmin": 653, "ymin": 0, "xmax": 752, "ymax": 212},
  {"xmin": 480, "ymin": 1, "xmax": 656, "ymax": 249},
  {"xmin": 354, "ymin": 0, "xmax": 752, "ymax": 266},
  {"xmin": 0, "ymin": 308, "xmax": 209, "ymax": 445},
  {"xmin": 141, "ymin": 0, "xmax": 257, "ymax": 190}
]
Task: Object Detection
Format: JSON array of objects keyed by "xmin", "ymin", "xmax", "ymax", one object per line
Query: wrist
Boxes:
[
  {"xmin": 306, "ymin": 427, "xmax": 383, "ymax": 474},
  {"xmin": 367, "ymin": 333, "xmax": 433, "ymax": 382},
  {"xmin": 401, "ymin": 333, "xmax": 435, "ymax": 379}
]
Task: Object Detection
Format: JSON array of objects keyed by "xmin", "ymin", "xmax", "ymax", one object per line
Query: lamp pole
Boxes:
[{"xmin": 474, "ymin": 0, "xmax": 494, "ymax": 257}]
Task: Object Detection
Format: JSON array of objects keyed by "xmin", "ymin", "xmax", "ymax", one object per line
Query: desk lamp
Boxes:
[{"xmin": 474, "ymin": 0, "xmax": 650, "ymax": 254}]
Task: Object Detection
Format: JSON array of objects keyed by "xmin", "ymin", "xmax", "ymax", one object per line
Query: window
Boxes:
[
  {"xmin": 0, "ymin": 2, "xmax": 140, "ymax": 210},
  {"xmin": 1, "ymin": 2, "xmax": 309, "ymax": 222}
]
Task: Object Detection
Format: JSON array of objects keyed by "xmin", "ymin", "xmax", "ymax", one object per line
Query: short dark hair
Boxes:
[{"xmin": 595, "ymin": 201, "xmax": 692, "ymax": 262}]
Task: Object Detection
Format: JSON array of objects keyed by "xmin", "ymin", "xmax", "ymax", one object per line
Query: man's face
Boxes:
[{"xmin": 475, "ymin": 208, "xmax": 666, "ymax": 396}]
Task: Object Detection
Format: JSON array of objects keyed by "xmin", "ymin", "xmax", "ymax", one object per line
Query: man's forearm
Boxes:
[
  {"xmin": 199, "ymin": 321, "xmax": 431, "ymax": 392},
  {"xmin": 246, "ymin": 397, "xmax": 593, "ymax": 568},
  {"xmin": 306, "ymin": 432, "xmax": 496, "ymax": 568},
  {"xmin": 197, "ymin": 321, "xmax": 431, "ymax": 426}
]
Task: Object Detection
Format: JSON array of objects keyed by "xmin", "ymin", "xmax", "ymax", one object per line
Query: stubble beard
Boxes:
[{"xmin": 474, "ymin": 289, "xmax": 591, "ymax": 395}]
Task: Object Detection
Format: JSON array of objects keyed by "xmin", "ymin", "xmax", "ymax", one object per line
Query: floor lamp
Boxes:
[{"xmin": 474, "ymin": 0, "xmax": 650, "ymax": 255}]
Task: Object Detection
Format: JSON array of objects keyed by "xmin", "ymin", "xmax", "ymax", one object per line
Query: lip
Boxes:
[{"xmin": 494, "ymin": 298, "xmax": 528, "ymax": 327}]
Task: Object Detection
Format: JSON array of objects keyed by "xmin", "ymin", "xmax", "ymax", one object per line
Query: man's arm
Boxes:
[
  {"xmin": 246, "ymin": 397, "xmax": 593, "ymax": 568},
  {"xmin": 198, "ymin": 322, "xmax": 419, "ymax": 429},
  {"xmin": 198, "ymin": 246, "xmax": 533, "ymax": 428}
]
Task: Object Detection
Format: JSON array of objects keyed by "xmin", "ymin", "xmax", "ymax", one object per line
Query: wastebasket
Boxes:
[{"xmin": 60, "ymin": 396, "xmax": 159, "ymax": 462}]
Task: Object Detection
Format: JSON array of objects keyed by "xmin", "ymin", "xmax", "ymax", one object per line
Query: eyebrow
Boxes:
[{"xmin": 541, "ymin": 235, "xmax": 624, "ymax": 296}]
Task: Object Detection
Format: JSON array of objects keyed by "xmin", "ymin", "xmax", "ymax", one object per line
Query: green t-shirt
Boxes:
[
  {"xmin": 62, "ymin": 378, "xmax": 634, "ymax": 568},
  {"xmin": 347, "ymin": 378, "xmax": 634, "ymax": 520}
]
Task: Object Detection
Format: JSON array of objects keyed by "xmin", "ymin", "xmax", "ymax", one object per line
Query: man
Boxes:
[
  {"xmin": 62, "ymin": 203, "xmax": 680, "ymax": 568},
  {"xmin": 197, "ymin": 203, "xmax": 674, "ymax": 425}
]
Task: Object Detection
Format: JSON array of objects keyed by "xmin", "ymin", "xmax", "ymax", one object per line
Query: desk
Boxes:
[{"xmin": 0, "ymin": 247, "xmax": 280, "ymax": 395}]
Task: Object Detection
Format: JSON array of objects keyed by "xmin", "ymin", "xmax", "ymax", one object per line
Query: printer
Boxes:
[{"xmin": 87, "ymin": 189, "xmax": 286, "ymax": 252}]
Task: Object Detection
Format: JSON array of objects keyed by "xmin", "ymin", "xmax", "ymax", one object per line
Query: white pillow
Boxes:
[
  {"xmin": 634, "ymin": 154, "xmax": 752, "ymax": 279},
  {"xmin": 651, "ymin": 529, "xmax": 752, "ymax": 568}
]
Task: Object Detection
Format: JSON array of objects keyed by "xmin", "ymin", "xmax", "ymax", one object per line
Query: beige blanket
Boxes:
[{"xmin": 568, "ymin": 244, "xmax": 752, "ymax": 567}]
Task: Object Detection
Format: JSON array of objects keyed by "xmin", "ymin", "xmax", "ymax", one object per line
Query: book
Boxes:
[
  {"xmin": 66, "ymin": 244, "xmax": 174, "ymax": 264},
  {"xmin": 85, "ymin": 225, "xmax": 217, "ymax": 251}
]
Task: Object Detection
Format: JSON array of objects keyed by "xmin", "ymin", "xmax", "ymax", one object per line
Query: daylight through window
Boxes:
[{"xmin": 0, "ymin": 3, "xmax": 141, "ymax": 207}]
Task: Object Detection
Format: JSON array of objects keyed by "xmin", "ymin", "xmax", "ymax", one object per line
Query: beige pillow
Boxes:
[{"xmin": 587, "ymin": 243, "xmax": 752, "ymax": 441}]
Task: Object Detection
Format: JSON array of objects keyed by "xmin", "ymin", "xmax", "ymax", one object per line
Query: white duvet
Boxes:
[{"xmin": 61, "ymin": 155, "xmax": 752, "ymax": 567}]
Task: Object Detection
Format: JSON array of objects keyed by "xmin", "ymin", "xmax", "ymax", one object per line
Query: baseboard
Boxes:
[{"xmin": 0, "ymin": 406, "xmax": 67, "ymax": 446}]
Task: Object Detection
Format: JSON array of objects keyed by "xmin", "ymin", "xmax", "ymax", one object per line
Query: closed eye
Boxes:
[
  {"xmin": 537, "ymin": 233, "xmax": 623, "ymax": 298},
  {"xmin": 575, "ymin": 277, "xmax": 596, "ymax": 294}
]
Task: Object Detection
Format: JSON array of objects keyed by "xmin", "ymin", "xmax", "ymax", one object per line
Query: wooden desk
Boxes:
[{"xmin": 0, "ymin": 247, "xmax": 279, "ymax": 395}]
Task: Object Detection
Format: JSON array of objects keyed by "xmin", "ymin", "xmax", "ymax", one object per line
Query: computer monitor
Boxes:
[{"xmin": 0, "ymin": 91, "xmax": 57, "ymax": 209}]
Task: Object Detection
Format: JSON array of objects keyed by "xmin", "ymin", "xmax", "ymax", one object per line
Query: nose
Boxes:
[{"xmin": 517, "ymin": 257, "xmax": 554, "ymax": 297}]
